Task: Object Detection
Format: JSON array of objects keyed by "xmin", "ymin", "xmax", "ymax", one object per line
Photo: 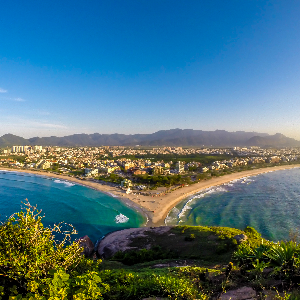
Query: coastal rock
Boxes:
[
  {"xmin": 219, "ymin": 286, "xmax": 256, "ymax": 300},
  {"xmin": 233, "ymin": 234, "xmax": 248, "ymax": 244},
  {"xmin": 77, "ymin": 235, "xmax": 94, "ymax": 257},
  {"xmin": 102, "ymin": 244, "xmax": 118, "ymax": 259},
  {"xmin": 98, "ymin": 226, "xmax": 172, "ymax": 258}
]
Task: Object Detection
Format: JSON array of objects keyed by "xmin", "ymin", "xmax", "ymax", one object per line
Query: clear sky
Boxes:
[{"xmin": 1, "ymin": 1, "xmax": 300, "ymax": 139}]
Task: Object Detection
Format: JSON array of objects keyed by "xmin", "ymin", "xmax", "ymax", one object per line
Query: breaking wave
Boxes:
[
  {"xmin": 115, "ymin": 213, "xmax": 129, "ymax": 224},
  {"xmin": 53, "ymin": 179, "xmax": 75, "ymax": 187},
  {"xmin": 177, "ymin": 186, "xmax": 228, "ymax": 219}
]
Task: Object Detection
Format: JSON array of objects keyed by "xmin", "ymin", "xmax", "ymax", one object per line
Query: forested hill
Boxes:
[{"xmin": 1, "ymin": 129, "xmax": 300, "ymax": 147}]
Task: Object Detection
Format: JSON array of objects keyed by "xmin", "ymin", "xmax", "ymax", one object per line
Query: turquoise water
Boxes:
[
  {"xmin": 0, "ymin": 170, "xmax": 146, "ymax": 243},
  {"xmin": 166, "ymin": 167, "xmax": 300, "ymax": 241}
]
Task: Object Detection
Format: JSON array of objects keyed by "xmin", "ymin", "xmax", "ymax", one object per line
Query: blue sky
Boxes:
[{"xmin": 1, "ymin": 0, "xmax": 300, "ymax": 139}]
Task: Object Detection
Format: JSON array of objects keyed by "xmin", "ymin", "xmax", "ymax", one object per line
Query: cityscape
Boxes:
[{"xmin": 1, "ymin": 144, "xmax": 300, "ymax": 196}]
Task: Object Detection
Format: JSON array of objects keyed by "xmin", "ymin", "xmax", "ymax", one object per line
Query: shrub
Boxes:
[
  {"xmin": 185, "ymin": 234, "xmax": 196, "ymax": 241},
  {"xmin": 244, "ymin": 226, "xmax": 261, "ymax": 239},
  {"xmin": 0, "ymin": 201, "xmax": 109, "ymax": 299},
  {"xmin": 99, "ymin": 269, "xmax": 207, "ymax": 300}
]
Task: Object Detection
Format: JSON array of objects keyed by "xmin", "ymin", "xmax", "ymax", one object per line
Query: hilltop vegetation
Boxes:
[{"xmin": 2, "ymin": 203, "xmax": 300, "ymax": 299}]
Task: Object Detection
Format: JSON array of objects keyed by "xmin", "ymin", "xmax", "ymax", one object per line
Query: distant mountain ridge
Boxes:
[{"xmin": 0, "ymin": 129, "xmax": 300, "ymax": 148}]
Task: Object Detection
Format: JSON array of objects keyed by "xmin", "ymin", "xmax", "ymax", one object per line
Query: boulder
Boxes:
[
  {"xmin": 77, "ymin": 235, "xmax": 94, "ymax": 257},
  {"xmin": 233, "ymin": 234, "xmax": 248, "ymax": 244},
  {"xmin": 102, "ymin": 244, "xmax": 118, "ymax": 259},
  {"xmin": 97, "ymin": 226, "xmax": 172, "ymax": 259}
]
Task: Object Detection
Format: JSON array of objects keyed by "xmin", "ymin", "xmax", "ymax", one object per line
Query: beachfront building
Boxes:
[
  {"xmin": 176, "ymin": 161, "xmax": 185, "ymax": 173},
  {"xmin": 85, "ymin": 168, "xmax": 98, "ymax": 177},
  {"xmin": 36, "ymin": 159, "xmax": 51, "ymax": 170},
  {"xmin": 121, "ymin": 179, "xmax": 132, "ymax": 188}
]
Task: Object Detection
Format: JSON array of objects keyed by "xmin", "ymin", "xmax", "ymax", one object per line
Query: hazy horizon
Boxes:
[
  {"xmin": 1, "ymin": 128, "xmax": 298, "ymax": 142},
  {"xmin": 1, "ymin": 1, "xmax": 300, "ymax": 139}
]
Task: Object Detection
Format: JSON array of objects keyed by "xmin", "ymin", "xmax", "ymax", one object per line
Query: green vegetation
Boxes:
[
  {"xmin": 97, "ymin": 269, "xmax": 208, "ymax": 300},
  {"xmin": 134, "ymin": 174, "xmax": 191, "ymax": 187},
  {"xmin": 95, "ymin": 173, "xmax": 123, "ymax": 184},
  {"xmin": 2, "ymin": 203, "xmax": 300, "ymax": 299},
  {"xmin": 125, "ymin": 225, "xmax": 259, "ymax": 264},
  {"xmin": 111, "ymin": 246, "xmax": 177, "ymax": 265},
  {"xmin": 0, "ymin": 155, "xmax": 27, "ymax": 163},
  {"xmin": 0, "ymin": 201, "xmax": 108, "ymax": 299},
  {"xmin": 70, "ymin": 169, "xmax": 85, "ymax": 176}
]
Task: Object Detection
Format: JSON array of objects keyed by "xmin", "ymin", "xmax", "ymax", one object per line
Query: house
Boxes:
[
  {"xmin": 121, "ymin": 179, "xmax": 132, "ymax": 188},
  {"xmin": 85, "ymin": 168, "xmax": 98, "ymax": 177},
  {"xmin": 36, "ymin": 160, "xmax": 51, "ymax": 170}
]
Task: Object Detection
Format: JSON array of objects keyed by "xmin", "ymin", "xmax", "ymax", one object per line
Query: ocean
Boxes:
[
  {"xmin": 0, "ymin": 170, "xmax": 146, "ymax": 243},
  {"xmin": 166, "ymin": 167, "xmax": 300, "ymax": 241}
]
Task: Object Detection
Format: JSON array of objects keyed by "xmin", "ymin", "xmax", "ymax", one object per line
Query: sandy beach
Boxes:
[{"xmin": 1, "ymin": 164, "xmax": 300, "ymax": 226}]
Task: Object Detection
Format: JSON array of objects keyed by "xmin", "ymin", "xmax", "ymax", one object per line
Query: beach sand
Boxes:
[{"xmin": 1, "ymin": 164, "xmax": 299, "ymax": 226}]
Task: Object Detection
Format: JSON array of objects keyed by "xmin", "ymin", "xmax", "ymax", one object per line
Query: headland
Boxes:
[{"xmin": 1, "ymin": 164, "xmax": 299, "ymax": 226}]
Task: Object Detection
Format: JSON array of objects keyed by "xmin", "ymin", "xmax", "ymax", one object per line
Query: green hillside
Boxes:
[{"xmin": 1, "ymin": 202, "xmax": 300, "ymax": 299}]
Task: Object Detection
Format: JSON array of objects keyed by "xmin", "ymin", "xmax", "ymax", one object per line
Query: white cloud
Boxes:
[
  {"xmin": 0, "ymin": 88, "xmax": 7, "ymax": 93},
  {"xmin": 34, "ymin": 122, "xmax": 67, "ymax": 129},
  {"xmin": 12, "ymin": 119, "xmax": 68, "ymax": 130},
  {"xmin": 0, "ymin": 116, "xmax": 70, "ymax": 137},
  {"xmin": 0, "ymin": 96, "xmax": 25, "ymax": 102}
]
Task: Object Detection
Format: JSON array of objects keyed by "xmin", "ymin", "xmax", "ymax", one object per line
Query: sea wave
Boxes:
[
  {"xmin": 115, "ymin": 213, "xmax": 129, "ymax": 223},
  {"xmin": 0, "ymin": 170, "xmax": 16, "ymax": 173},
  {"xmin": 165, "ymin": 207, "xmax": 180, "ymax": 225},
  {"xmin": 177, "ymin": 186, "xmax": 228, "ymax": 219},
  {"xmin": 174, "ymin": 177, "xmax": 260, "ymax": 221},
  {"xmin": 53, "ymin": 179, "xmax": 75, "ymax": 187},
  {"xmin": 107, "ymin": 192, "xmax": 118, "ymax": 198}
]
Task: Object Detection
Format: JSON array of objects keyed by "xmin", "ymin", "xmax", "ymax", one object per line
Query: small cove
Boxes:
[{"xmin": 0, "ymin": 170, "xmax": 146, "ymax": 243}]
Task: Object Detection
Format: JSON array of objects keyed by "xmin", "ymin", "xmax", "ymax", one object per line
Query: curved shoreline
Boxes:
[
  {"xmin": 1, "ymin": 164, "xmax": 300, "ymax": 226},
  {"xmin": 0, "ymin": 168, "xmax": 151, "ymax": 226},
  {"xmin": 157, "ymin": 164, "xmax": 300, "ymax": 225}
]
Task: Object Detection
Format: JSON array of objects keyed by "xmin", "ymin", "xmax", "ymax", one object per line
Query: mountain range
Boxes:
[{"xmin": 0, "ymin": 129, "xmax": 299, "ymax": 148}]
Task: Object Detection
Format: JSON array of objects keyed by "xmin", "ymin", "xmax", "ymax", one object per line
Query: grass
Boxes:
[
  {"xmin": 110, "ymin": 225, "xmax": 264, "ymax": 267},
  {"xmin": 101, "ymin": 225, "xmax": 300, "ymax": 299}
]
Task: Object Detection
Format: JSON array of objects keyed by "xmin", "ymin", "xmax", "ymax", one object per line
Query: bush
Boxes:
[
  {"xmin": 244, "ymin": 226, "xmax": 261, "ymax": 239},
  {"xmin": 0, "ymin": 201, "xmax": 109, "ymax": 299},
  {"xmin": 99, "ymin": 269, "xmax": 207, "ymax": 300},
  {"xmin": 185, "ymin": 234, "xmax": 196, "ymax": 241}
]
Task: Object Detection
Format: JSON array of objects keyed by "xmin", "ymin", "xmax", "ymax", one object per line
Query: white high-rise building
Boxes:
[
  {"xmin": 176, "ymin": 161, "xmax": 185, "ymax": 173},
  {"xmin": 12, "ymin": 145, "xmax": 43, "ymax": 153},
  {"xmin": 12, "ymin": 146, "xmax": 24, "ymax": 153}
]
